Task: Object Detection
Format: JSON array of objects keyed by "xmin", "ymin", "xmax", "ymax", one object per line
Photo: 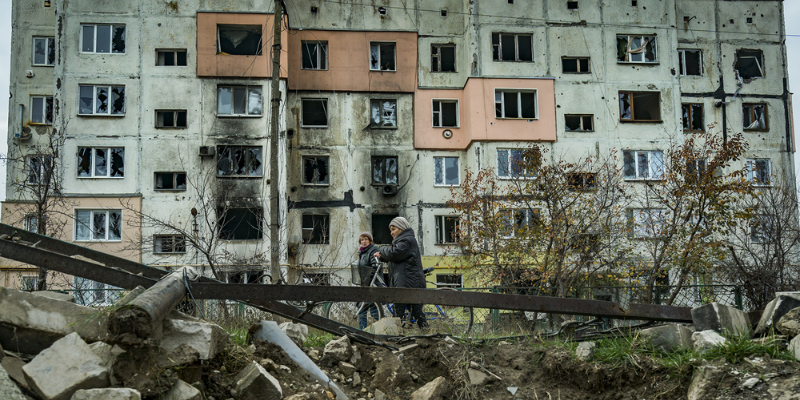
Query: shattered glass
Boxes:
[
  {"xmin": 45, "ymin": 97, "xmax": 53, "ymax": 123},
  {"xmin": 444, "ymin": 157, "xmax": 459, "ymax": 185},
  {"xmin": 691, "ymin": 104, "xmax": 703, "ymax": 130},
  {"xmin": 96, "ymin": 87, "xmax": 108, "ymax": 114},
  {"xmin": 370, "ymin": 44, "xmax": 379, "ymax": 70},
  {"xmin": 94, "ymin": 148, "xmax": 107, "ymax": 177},
  {"xmin": 75, "ymin": 210, "xmax": 91, "ymax": 240},
  {"xmin": 77, "ymin": 148, "xmax": 92, "ymax": 177},
  {"xmin": 233, "ymin": 148, "xmax": 247, "ymax": 175},
  {"xmin": 217, "ymin": 25, "xmax": 263, "ymax": 55},
  {"xmin": 248, "ymin": 88, "xmax": 263, "ymax": 115},
  {"xmin": 217, "ymin": 147, "xmax": 232, "ymax": 176},
  {"xmin": 565, "ymin": 115, "xmax": 581, "ymax": 131},
  {"xmin": 111, "ymin": 87, "xmax": 125, "ymax": 114},
  {"xmin": 623, "ymin": 151, "xmax": 635, "ymax": 179},
  {"xmin": 110, "ymin": 148, "xmax": 124, "ymax": 177},
  {"xmin": 34, "ymin": 38, "xmax": 46, "ymax": 65},
  {"xmin": 112, "ymin": 26, "xmax": 125, "ymax": 53},
  {"xmin": 108, "ymin": 211, "xmax": 121, "ymax": 240},
  {"xmin": 176, "ymin": 173, "xmax": 187, "ymax": 189},
  {"xmin": 248, "ymin": 148, "xmax": 262, "ymax": 176},
  {"xmin": 619, "ymin": 93, "xmax": 631, "ymax": 119},
  {"xmin": 637, "ymin": 151, "xmax": 649, "ymax": 179},
  {"xmin": 93, "ymin": 212, "xmax": 106, "ymax": 240}
]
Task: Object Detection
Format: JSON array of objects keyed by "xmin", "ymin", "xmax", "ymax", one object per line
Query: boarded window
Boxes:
[
  {"xmin": 564, "ymin": 114, "xmax": 593, "ymax": 131},
  {"xmin": 217, "ymin": 25, "xmax": 263, "ymax": 55},
  {"xmin": 219, "ymin": 208, "xmax": 263, "ymax": 240},
  {"xmin": 434, "ymin": 156, "xmax": 459, "ymax": 185},
  {"xmin": 735, "ymin": 49, "xmax": 764, "ymax": 79},
  {"xmin": 562, "ymin": 57, "xmax": 590, "ymax": 73},
  {"xmin": 619, "ymin": 91, "xmax": 661, "ymax": 121},
  {"xmin": 678, "ymin": 49, "xmax": 702, "ymax": 76},
  {"xmin": 431, "ymin": 44, "xmax": 456, "ymax": 72},
  {"xmin": 303, "ymin": 156, "xmax": 330, "ymax": 185},
  {"xmin": 301, "ymin": 41, "xmax": 327, "ymax": 69},
  {"xmin": 492, "ymin": 33, "xmax": 533, "ymax": 61},
  {"xmin": 616, "ymin": 35, "xmax": 657, "ymax": 63},
  {"xmin": 302, "ymin": 99, "xmax": 328, "ymax": 127},
  {"xmin": 372, "ymin": 156, "xmax": 398, "ymax": 185},
  {"xmin": 623, "ymin": 150, "xmax": 663, "ymax": 180},
  {"xmin": 156, "ymin": 49, "xmax": 187, "ymax": 66},
  {"xmin": 495, "ymin": 90, "xmax": 537, "ymax": 119},
  {"xmin": 156, "ymin": 110, "xmax": 187, "ymax": 128},
  {"xmin": 154, "ymin": 172, "xmax": 187, "ymax": 190},
  {"xmin": 743, "ymin": 103, "xmax": 767, "ymax": 130},
  {"xmin": 77, "ymin": 147, "xmax": 124, "ymax": 178},
  {"xmin": 432, "ymin": 100, "xmax": 458, "ymax": 127},
  {"xmin": 302, "ymin": 214, "xmax": 330, "ymax": 244},
  {"xmin": 216, "ymin": 146, "xmax": 262, "ymax": 177},
  {"xmin": 371, "ymin": 100, "xmax": 397, "ymax": 127},
  {"xmin": 682, "ymin": 104, "xmax": 704, "ymax": 131},
  {"xmin": 370, "ymin": 42, "xmax": 396, "ymax": 71}
]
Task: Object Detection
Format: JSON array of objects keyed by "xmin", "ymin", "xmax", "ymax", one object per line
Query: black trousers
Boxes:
[{"xmin": 394, "ymin": 303, "xmax": 427, "ymax": 328}]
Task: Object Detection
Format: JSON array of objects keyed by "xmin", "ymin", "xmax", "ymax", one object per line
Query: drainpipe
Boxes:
[{"xmin": 18, "ymin": 104, "xmax": 24, "ymax": 137}]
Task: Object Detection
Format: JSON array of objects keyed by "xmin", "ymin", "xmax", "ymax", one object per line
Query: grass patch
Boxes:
[
  {"xmin": 704, "ymin": 333, "xmax": 795, "ymax": 364},
  {"xmin": 304, "ymin": 331, "xmax": 334, "ymax": 348}
]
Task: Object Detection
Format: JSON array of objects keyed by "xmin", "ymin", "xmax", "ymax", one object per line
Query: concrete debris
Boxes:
[
  {"xmin": 374, "ymin": 389, "xmax": 387, "ymax": 400},
  {"xmin": 691, "ymin": 330, "xmax": 727, "ymax": 354},
  {"xmin": 691, "ymin": 302, "xmax": 751, "ymax": 337},
  {"xmin": 776, "ymin": 307, "xmax": 800, "ymax": 338},
  {"xmin": 233, "ymin": 361, "xmax": 283, "ymax": 400},
  {"xmin": 323, "ymin": 335, "xmax": 354, "ymax": 365},
  {"xmin": 742, "ymin": 377, "xmax": 760, "ymax": 389},
  {"xmin": 507, "ymin": 386, "xmax": 518, "ymax": 395},
  {"xmin": 155, "ymin": 379, "xmax": 202, "ymax": 400},
  {"xmin": 160, "ymin": 317, "xmax": 229, "ymax": 360},
  {"xmin": 368, "ymin": 318, "xmax": 402, "ymax": 336},
  {"xmin": 641, "ymin": 324, "xmax": 693, "ymax": 352},
  {"xmin": 410, "ymin": 376, "xmax": 449, "ymax": 400},
  {"xmin": 279, "ymin": 322, "xmax": 309, "ymax": 343},
  {"xmin": 352, "ymin": 372, "xmax": 361, "ymax": 387},
  {"xmin": 370, "ymin": 351, "xmax": 411, "ymax": 391},
  {"xmin": 576, "ymin": 341, "xmax": 596, "ymax": 361},
  {"xmin": 71, "ymin": 388, "xmax": 142, "ymax": 400},
  {"xmin": 30, "ymin": 290, "xmax": 75, "ymax": 302},
  {"xmin": 339, "ymin": 361, "xmax": 356, "ymax": 377},
  {"xmin": 393, "ymin": 344, "xmax": 419, "ymax": 355},
  {"xmin": 22, "ymin": 332, "xmax": 108, "ymax": 400},
  {"xmin": 88, "ymin": 341, "xmax": 126, "ymax": 385},
  {"xmin": 467, "ymin": 368, "xmax": 491, "ymax": 386},
  {"xmin": 112, "ymin": 344, "xmax": 199, "ymax": 397},
  {"xmin": 687, "ymin": 364, "xmax": 724, "ymax": 400},
  {"xmin": 0, "ymin": 359, "xmax": 26, "ymax": 400},
  {"xmin": 1, "ymin": 355, "xmax": 29, "ymax": 390},
  {"xmin": 789, "ymin": 335, "xmax": 800, "ymax": 361},
  {"xmin": 755, "ymin": 292, "xmax": 800, "ymax": 336}
]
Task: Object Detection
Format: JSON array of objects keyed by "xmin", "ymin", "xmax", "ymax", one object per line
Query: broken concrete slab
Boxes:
[
  {"xmin": 576, "ymin": 341, "xmax": 596, "ymax": 361},
  {"xmin": 160, "ymin": 318, "xmax": 229, "ymax": 360},
  {"xmin": 1, "ymin": 356, "xmax": 29, "ymax": 390},
  {"xmin": 338, "ymin": 361, "xmax": 356, "ymax": 377},
  {"xmin": 776, "ymin": 307, "xmax": 800, "ymax": 337},
  {"xmin": 22, "ymin": 332, "xmax": 108, "ymax": 400},
  {"xmin": 279, "ymin": 322, "xmax": 309, "ymax": 343},
  {"xmin": 0, "ymin": 360, "xmax": 26, "ymax": 400},
  {"xmin": 755, "ymin": 293, "xmax": 800, "ymax": 336},
  {"xmin": 88, "ymin": 342, "xmax": 126, "ymax": 386},
  {"xmin": 467, "ymin": 368, "xmax": 491, "ymax": 386},
  {"xmin": 71, "ymin": 388, "xmax": 142, "ymax": 400},
  {"xmin": 692, "ymin": 302, "xmax": 751, "ymax": 337},
  {"xmin": 692, "ymin": 330, "xmax": 727, "ymax": 353},
  {"xmin": 641, "ymin": 324, "xmax": 693, "ymax": 352},
  {"xmin": 323, "ymin": 335, "xmax": 354, "ymax": 365},
  {"xmin": 789, "ymin": 335, "xmax": 800, "ymax": 361},
  {"xmin": 156, "ymin": 379, "xmax": 201, "ymax": 400},
  {"xmin": 30, "ymin": 291, "xmax": 74, "ymax": 302},
  {"xmin": 112, "ymin": 344, "xmax": 199, "ymax": 398},
  {"xmin": 233, "ymin": 361, "xmax": 282, "ymax": 400},
  {"xmin": 371, "ymin": 351, "xmax": 411, "ymax": 391},
  {"xmin": 368, "ymin": 318, "xmax": 401, "ymax": 336},
  {"xmin": 687, "ymin": 364, "xmax": 725, "ymax": 400},
  {"xmin": 411, "ymin": 376, "xmax": 449, "ymax": 400}
]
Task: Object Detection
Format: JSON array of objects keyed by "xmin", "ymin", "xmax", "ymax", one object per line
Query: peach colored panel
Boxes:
[
  {"xmin": 414, "ymin": 78, "xmax": 557, "ymax": 150},
  {"xmin": 197, "ymin": 13, "xmax": 288, "ymax": 78},
  {"xmin": 287, "ymin": 30, "xmax": 417, "ymax": 93}
]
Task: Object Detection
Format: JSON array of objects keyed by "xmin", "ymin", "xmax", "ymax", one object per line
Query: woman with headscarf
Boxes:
[
  {"xmin": 373, "ymin": 217, "xmax": 428, "ymax": 329},
  {"xmin": 356, "ymin": 231, "xmax": 381, "ymax": 329}
]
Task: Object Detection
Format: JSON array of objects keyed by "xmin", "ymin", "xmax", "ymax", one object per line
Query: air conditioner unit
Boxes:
[
  {"xmin": 382, "ymin": 185, "xmax": 398, "ymax": 196},
  {"xmin": 199, "ymin": 146, "xmax": 215, "ymax": 157}
]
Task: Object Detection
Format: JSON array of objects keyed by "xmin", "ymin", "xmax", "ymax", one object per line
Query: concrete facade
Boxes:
[{"xmin": 3, "ymin": 0, "xmax": 795, "ymax": 289}]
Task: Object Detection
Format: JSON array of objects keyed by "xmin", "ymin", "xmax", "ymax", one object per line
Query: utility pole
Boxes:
[{"xmin": 269, "ymin": 0, "xmax": 283, "ymax": 284}]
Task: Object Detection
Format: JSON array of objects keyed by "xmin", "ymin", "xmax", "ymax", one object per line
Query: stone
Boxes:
[
  {"xmin": 692, "ymin": 302, "xmax": 751, "ymax": 337},
  {"xmin": 233, "ymin": 361, "xmax": 282, "ymax": 400},
  {"xmin": 467, "ymin": 368, "xmax": 491, "ymax": 386},
  {"xmin": 575, "ymin": 341, "xmax": 596, "ymax": 361},
  {"xmin": 776, "ymin": 307, "xmax": 800, "ymax": 337},
  {"xmin": 279, "ymin": 322, "xmax": 309, "ymax": 343},
  {"xmin": 374, "ymin": 389, "xmax": 387, "ymax": 400},
  {"xmin": 755, "ymin": 292, "xmax": 800, "ymax": 335},
  {"xmin": 339, "ymin": 361, "xmax": 356, "ymax": 376},
  {"xmin": 692, "ymin": 330, "xmax": 727, "ymax": 353},
  {"xmin": 160, "ymin": 318, "xmax": 229, "ymax": 360},
  {"xmin": 285, "ymin": 395, "xmax": 314, "ymax": 400},
  {"xmin": 0, "ymin": 360, "xmax": 26, "ymax": 400},
  {"xmin": 352, "ymin": 372, "xmax": 362, "ymax": 387},
  {"xmin": 88, "ymin": 342, "xmax": 126, "ymax": 385},
  {"xmin": 307, "ymin": 349, "xmax": 320, "ymax": 360},
  {"xmin": 640, "ymin": 324, "xmax": 693, "ymax": 352},
  {"xmin": 1, "ymin": 356, "xmax": 29, "ymax": 390},
  {"xmin": 742, "ymin": 377, "xmax": 760, "ymax": 389},
  {"xmin": 22, "ymin": 332, "xmax": 108, "ymax": 400},
  {"xmin": 767, "ymin": 375, "xmax": 800, "ymax": 399},
  {"xmin": 112, "ymin": 344, "xmax": 199, "ymax": 397},
  {"xmin": 411, "ymin": 376, "xmax": 449, "ymax": 400},
  {"xmin": 789, "ymin": 335, "xmax": 800, "ymax": 361},
  {"xmin": 71, "ymin": 388, "xmax": 142, "ymax": 400},
  {"xmin": 370, "ymin": 351, "xmax": 411, "ymax": 391},
  {"xmin": 30, "ymin": 291, "xmax": 75, "ymax": 302},
  {"xmin": 368, "ymin": 318, "xmax": 402, "ymax": 336},
  {"xmin": 156, "ymin": 380, "xmax": 202, "ymax": 400},
  {"xmin": 687, "ymin": 365, "xmax": 725, "ymax": 400},
  {"xmin": 323, "ymin": 335, "xmax": 353, "ymax": 364}
]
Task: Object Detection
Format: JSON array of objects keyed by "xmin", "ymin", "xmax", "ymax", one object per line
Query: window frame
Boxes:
[
  {"xmin": 746, "ymin": 158, "xmax": 771, "ymax": 187},
  {"xmin": 433, "ymin": 156, "xmax": 460, "ymax": 186},
  {"xmin": 618, "ymin": 91, "xmax": 661, "ymax": 122},
  {"xmin": 567, "ymin": 172, "xmax": 596, "ymax": 191},
  {"xmin": 216, "ymin": 145, "xmax": 263, "ymax": 178},
  {"xmin": 74, "ymin": 209, "xmax": 123, "ymax": 242},
  {"xmin": 155, "ymin": 110, "xmax": 187, "ymax": 129},
  {"xmin": 77, "ymin": 147, "xmax": 125, "ymax": 178},
  {"xmin": 217, "ymin": 86, "xmax": 263, "ymax": 117},
  {"xmin": 154, "ymin": 172, "xmax": 187, "ymax": 191},
  {"xmin": 497, "ymin": 149, "xmax": 536, "ymax": 179},
  {"xmin": 564, "ymin": 114, "xmax": 594, "ymax": 131},
  {"xmin": 742, "ymin": 103, "xmax": 768, "ymax": 131},
  {"xmin": 494, "ymin": 89, "xmax": 538, "ymax": 119},
  {"xmin": 80, "ymin": 24, "xmax": 126, "ymax": 54},
  {"xmin": 30, "ymin": 95, "xmax": 54, "ymax": 125},
  {"xmin": 561, "ymin": 56, "xmax": 590, "ymax": 73},
  {"xmin": 302, "ymin": 214, "xmax": 330, "ymax": 244},
  {"xmin": 499, "ymin": 208, "xmax": 540, "ymax": 238},
  {"xmin": 431, "ymin": 44, "xmax": 456, "ymax": 72},
  {"xmin": 32, "ymin": 36, "xmax": 56, "ymax": 66},
  {"xmin": 371, "ymin": 155, "xmax": 399, "ymax": 185},
  {"xmin": 491, "ymin": 32, "xmax": 534, "ymax": 62},
  {"xmin": 370, "ymin": 99, "xmax": 397, "ymax": 128},
  {"xmin": 735, "ymin": 49, "xmax": 764, "ymax": 79},
  {"xmin": 434, "ymin": 215, "xmax": 460, "ymax": 244},
  {"xmin": 218, "ymin": 207, "xmax": 264, "ymax": 240},
  {"xmin": 432, "ymin": 99, "xmax": 459, "ymax": 128},
  {"xmin": 623, "ymin": 150, "xmax": 664, "ymax": 181},
  {"xmin": 301, "ymin": 98, "xmax": 329, "ymax": 127},
  {"xmin": 78, "ymin": 85, "xmax": 126, "ymax": 116},
  {"xmin": 301, "ymin": 41, "xmax": 328, "ymax": 70},
  {"xmin": 153, "ymin": 234, "xmax": 187, "ymax": 254},
  {"xmin": 627, "ymin": 208, "xmax": 668, "ymax": 239},
  {"xmin": 369, "ymin": 42, "xmax": 397, "ymax": 72},
  {"xmin": 750, "ymin": 214, "xmax": 773, "ymax": 244},
  {"xmin": 27, "ymin": 155, "xmax": 52, "ymax": 185},
  {"xmin": 216, "ymin": 24, "xmax": 263, "ymax": 56},
  {"xmin": 155, "ymin": 49, "xmax": 187, "ymax": 66},
  {"xmin": 677, "ymin": 49, "xmax": 702, "ymax": 76},
  {"xmin": 21, "ymin": 274, "xmax": 38, "ymax": 291},
  {"xmin": 23, "ymin": 214, "xmax": 40, "ymax": 234},
  {"xmin": 616, "ymin": 34, "xmax": 657, "ymax": 64},
  {"xmin": 302, "ymin": 155, "xmax": 330, "ymax": 186},
  {"xmin": 681, "ymin": 103, "xmax": 704, "ymax": 132}
]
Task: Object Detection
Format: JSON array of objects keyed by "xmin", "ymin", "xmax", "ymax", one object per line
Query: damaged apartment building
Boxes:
[{"xmin": 2, "ymin": 0, "xmax": 795, "ymax": 294}]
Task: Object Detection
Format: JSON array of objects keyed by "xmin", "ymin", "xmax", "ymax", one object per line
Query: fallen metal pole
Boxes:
[{"xmin": 108, "ymin": 271, "xmax": 187, "ymax": 342}]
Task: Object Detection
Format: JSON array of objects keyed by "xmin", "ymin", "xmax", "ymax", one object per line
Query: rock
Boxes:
[
  {"xmin": 374, "ymin": 389, "xmax": 387, "ymax": 400},
  {"xmin": 156, "ymin": 380, "xmax": 202, "ymax": 400},
  {"xmin": 88, "ymin": 342, "xmax": 126, "ymax": 385},
  {"xmin": 30, "ymin": 291, "xmax": 75, "ymax": 302},
  {"xmin": 789, "ymin": 335, "xmax": 800, "ymax": 361},
  {"xmin": 285, "ymin": 395, "xmax": 314, "ymax": 400},
  {"xmin": 160, "ymin": 319, "xmax": 229, "ymax": 360},
  {"xmin": 233, "ymin": 361, "xmax": 282, "ymax": 400},
  {"xmin": 339, "ymin": 361, "xmax": 356, "ymax": 377},
  {"xmin": 2, "ymin": 355, "xmax": 29, "ymax": 390},
  {"xmin": 352, "ymin": 372, "xmax": 362, "ymax": 387},
  {"xmin": 307, "ymin": 349, "xmax": 320, "ymax": 360},
  {"xmin": 22, "ymin": 332, "xmax": 108, "ymax": 400},
  {"xmin": 692, "ymin": 330, "xmax": 727, "ymax": 353},
  {"xmin": 641, "ymin": 324, "xmax": 693, "ymax": 352},
  {"xmin": 0, "ymin": 360, "xmax": 26, "ymax": 400},
  {"xmin": 112, "ymin": 344, "xmax": 199, "ymax": 397},
  {"xmin": 687, "ymin": 365, "xmax": 724, "ymax": 400},
  {"xmin": 776, "ymin": 307, "xmax": 800, "ymax": 337},
  {"xmin": 467, "ymin": 368, "xmax": 491, "ymax": 386},
  {"xmin": 370, "ymin": 351, "xmax": 411, "ymax": 391},
  {"xmin": 742, "ymin": 377, "xmax": 760, "ymax": 389},
  {"xmin": 767, "ymin": 374, "xmax": 800, "ymax": 399},
  {"xmin": 323, "ymin": 335, "xmax": 353, "ymax": 364},
  {"xmin": 71, "ymin": 388, "xmax": 142, "ymax": 400},
  {"xmin": 755, "ymin": 292, "xmax": 800, "ymax": 335},
  {"xmin": 575, "ymin": 341, "xmax": 596, "ymax": 361},
  {"xmin": 279, "ymin": 322, "xmax": 309, "ymax": 343},
  {"xmin": 411, "ymin": 376, "xmax": 449, "ymax": 400},
  {"xmin": 368, "ymin": 318, "xmax": 402, "ymax": 336},
  {"xmin": 692, "ymin": 302, "xmax": 751, "ymax": 337}
]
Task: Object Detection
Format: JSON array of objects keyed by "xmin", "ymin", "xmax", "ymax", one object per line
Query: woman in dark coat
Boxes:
[
  {"xmin": 374, "ymin": 217, "xmax": 428, "ymax": 328},
  {"xmin": 356, "ymin": 232, "xmax": 381, "ymax": 329}
]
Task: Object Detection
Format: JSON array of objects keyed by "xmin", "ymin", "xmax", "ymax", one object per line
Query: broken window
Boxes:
[
  {"xmin": 431, "ymin": 44, "xmax": 456, "ymax": 72},
  {"xmin": 218, "ymin": 208, "xmax": 263, "ymax": 240},
  {"xmin": 492, "ymin": 33, "xmax": 533, "ymax": 62},
  {"xmin": 156, "ymin": 49, "xmax": 187, "ymax": 66},
  {"xmin": 435, "ymin": 215, "xmax": 459, "ymax": 244},
  {"xmin": 627, "ymin": 208, "xmax": 667, "ymax": 238},
  {"xmin": 154, "ymin": 234, "xmax": 186, "ymax": 253},
  {"xmin": 432, "ymin": 100, "xmax": 458, "ymax": 127},
  {"xmin": 434, "ymin": 156, "xmax": 459, "ymax": 186},
  {"xmin": 616, "ymin": 35, "xmax": 657, "ymax": 63},
  {"xmin": 79, "ymin": 85, "xmax": 125, "ymax": 115},
  {"xmin": 77, "ymin": 147, "xmax": 125, "ymax": 178},
  {"xmin": 735, "ymin": 50, "xmax": 764, "ymax": 79},
  {"xmin": 303, "ymin": 156, "xmax": 330, "ymax": 185},
  {"xmin": 227, "ymin": 270, "xmax": 266, "ymax": 284},
  {"xmin": 372, "ymin": 214, "xmax": 398, "ymax": 244},
  {"xmin": 33, "ymin": 37, "xmax": 55, "ymax": 66},
  {"xmin": 372, "ymin": 156, "xmax": 398, "ymax": 185},
  {"xmin": 154, "ymin": 172, "xmax": 187, "ymax": 190},
  {"xmin": 497, "ymin": 149, "xmax": 536, "ymax": 179},
  {"xmin": 301, "ymin": 98, "xmax": 328, "ymax": 127},
  {"xmin": 567, "ymin": 172, "xmax": 596, "ymax": 191},
  {"xmin": 562, "ymin": 57, "xmax": 590, "ymax": 73},
  {"xmin": 743, "ymin": 103, "xmax": 767, "ymax": 130},
  {"xmin": 370, "ymin": 100, "xmax": 397, "ymax": 127},
  {"xmin": 564, "ymin": 114, "xmax": 593, "ymax": 131},
  {"xmin": 500, "ymin": 209, "xmax": 540, "ymax": 238},
  {"xmin": 301, "ymin": 41, "xmax": 327, "ymax": 70},
  {"xmin": 23, "ymin": 214, "xmax": 39, "ymax": 234},
  {"xmin": 27, "ymin": 156, "xmax": 52, "ymax": 185},
  {"xmin": 156, "ymin": 110, "xmax": 187, "ymax": 128},
  {"xmin": 495, "ymin": 90, "xmax": 537, "ymax": 119},
  {"xmin": 750, "ymin": 214, "xmax": 773, "ymax": 243},
  {"xmin": 678, "ymin": 49, "xmax": 702, "ymax": 76},
  {"xmin": 81, "ymin": 24, "xmax": 126, "ymax": 54},
  {"xmin": 619, "ymin": 91, "xmax": 661, "ymax": 121},
  {"xmin": 216, "ymin": 146, "xmax": 262, "ymax": 177},
  {"xmin": 746, "ymin": 158, "xmax": 771, "ymax": 186},
  {"xmin": 681, "ymin": 103, "xmax": 704, "ymax": 131},
  {"xmin": 567, "ymin": 1, "xmax": 578, "ymax": 10},
  {"xmin": 217, "ymin": 86, "xmax": 262, "ymax": 116},
  {"xmin": 623, "ymin": 150, "xmax": 663, "ymax": 180},
  {"xmin": 369, "ymin": 42, "xmax": 396, "ymax": 71},
  {"xmin": 30, "ymin": 95, "xmax": 53, "ymax": 124},
  {"xmin": 75, "ymin": 209, "xmax": 122, "ymax": 241},
  {"xmin": 302, "ymin": 214, "xmax": 330, "ymax": 244},
  {"xmin": 217, "ymin": 25, "xmax": 262, "ymax": 55}
]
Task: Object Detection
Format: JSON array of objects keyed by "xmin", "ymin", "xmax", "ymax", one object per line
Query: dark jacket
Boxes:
[
  {"xmin": 377, "ymin": 229, "xmax": 426, "ymax": 289},
  {"xmin": 357, "ymin": 243, "xmax": 381, "ymax": 286}
]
